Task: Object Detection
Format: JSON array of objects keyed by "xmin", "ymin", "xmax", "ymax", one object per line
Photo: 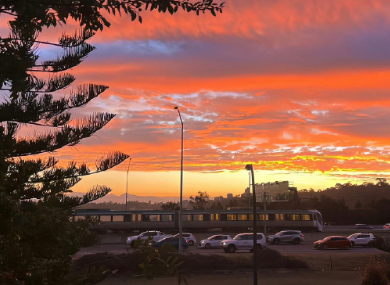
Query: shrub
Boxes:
[
  {"xmin": 71, "ymin": 247, "xmax": 308, "ymax": 279},
  {"xmin": 361, "ymin": 258, "xmax": 389, "ymax": 285},
  {"xmin": 375, "ymin": 235, "xmax": 390, "ymax": 252},
  {"xmin": 257, "ymin": 248, "xmax": 309, "ymax": 269}
]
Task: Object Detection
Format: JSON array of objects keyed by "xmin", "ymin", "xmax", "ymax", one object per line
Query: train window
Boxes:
[
  {"xmin": 275, "ymin": 214, "xmax": 284, "ymax": 221},
  {"xmin": 161, "ymin": 215, "xmax": 173, "ymax": 222},
  {"xmin": 124, "ymin": 215, "xmax": 132, "ymax": 222},
  {"xmin": 112, "ymin": 215, "xmax": 124, "ymax": 222},
  {"xmin": 292, "ymin": 214, "xmax": 300, "ymax": 220},
  {"xmin": 100, "ymin": 215, "xmax": 112, "ymax": 222},
  {"xmin": 182, "ymin": 215, "xmax": 192, "ymax": 221},
  {"xmin": 134, "ymin": 214, "xmax": 142, "ymax": 222},
  {"xmin": 227, "ymin": 214, "xmax": 237, "ymax": 221},
  {"xmin": 75, "ymin": 216, "xmax": 86, "ymax": 221},
  {"xmin": 142, "ymin": 215, "xmax": 150, "ymax": 222},
  {"xmin": 237, "ymin": 214, "xmax": 248, "ymax": 221},
  {"xmin": 220, "ymin": 214, "xmax": 227, "ymax": 221},
  {"xmin": 149, "ymin": 215, "xmax": 160, "ymax": 222},
  {"xmin": 259, "ymin": 214, "xmax": 268, "ymax": 221},
  {"xmin": 301, "ymin": 214, "xmax": 312, "ymax": 221},
  {"xmin": 193, "ymin": 214, "xmax": 203, "ymax": 221},
  {"xmin": 213, "ymin": 214, "xmax": 219, "ymax": 221},
  {"xmin": 203, "ymin": 214, "xmax": 211, "ymax": 221}
]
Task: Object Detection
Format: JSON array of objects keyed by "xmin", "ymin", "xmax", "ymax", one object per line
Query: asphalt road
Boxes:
[{"xmin": 74, "ymin": 228, "xmax": 388, "ymax": 258}]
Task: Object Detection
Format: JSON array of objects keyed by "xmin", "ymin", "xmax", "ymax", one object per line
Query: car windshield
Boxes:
[
  {"xmin": 233, "ymin": 235, "xmax": 243, "ymax": 240},
  {"xmin": 347, "ymin": 234, "xmax": 357, "ymax": 238},
  {"xmin": 274, "ymin": 231, "xmax": 284, "ymax": 235},
  {"xmin": 208, "ymin": 235, "xmax": 217, "ymax": 240}
]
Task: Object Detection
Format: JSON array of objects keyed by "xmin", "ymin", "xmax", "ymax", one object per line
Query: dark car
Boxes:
[
  {"xmin": 153, "ymin": 237, "xmax": 188, "ymax": 250},
  {"xmin": 353, "ymin": 224, "xmax": 373, "ymax": 229},
  {"xmin": 314, "ymin": 236, "xmax": 352, "ymax": 249}
]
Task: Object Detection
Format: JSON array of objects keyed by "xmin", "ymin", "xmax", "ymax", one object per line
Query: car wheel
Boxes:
[
  {"xmin": 205, "ymin": 243, "xmax": 211, "ymax": 249},
  {"xmin": 227, "ymin": 245, "xmax": 236, "ymax": 253},
  {"xmin": 188, "ymin": 240, "xmax": 194, "ymax": 246},
  {"xmin": 293, "ymin": 238, "xmax": 300, "ymax": 245},
  {"xmin": 273, "ymin": 239, "xmax": 280, "ymax": 245},
  {"xmin": 130, "ymin": 241, "xmax": 135, "ymax": 248},
  {"xmin": 351, "ymin": 241, "xmax": 355, "ymax": 247}
]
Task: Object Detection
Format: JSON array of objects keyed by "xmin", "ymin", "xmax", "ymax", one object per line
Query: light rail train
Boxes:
[{"xmin": 72, "ymin": 209, "xmax": 324, "ymax": 232}]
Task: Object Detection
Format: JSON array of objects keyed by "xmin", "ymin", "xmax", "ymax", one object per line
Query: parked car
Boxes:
[
  {"xmin": 172, "ymin": 233, "xmax": 196, "ymax": 246},
  {"xmin": 267, "ymin": 230, "xmax": 304, "ymax": 245},
  {"xmin": 126, "ymin": 230, "xmax": 172, "ymax": 247},
  {"xmin": 383, "ymin": 223, "xmax": 390, "ymax": 230},
  {"xmin": 221, "ymin": 233, "xmax": 266, "ymax": 253},
  {"xmin": 353, "ymin": 224, "xmax": 373, "ymax": 229},
  {"xmin": 199, "ymin": 234, "xmax": 232, "ymax": 249},
  {"xmin": 153, "ymin": 237, "xmax": 188, "ymax": 250},
  {"xmin": 348, "ymin": 233, "xmax": 376, "ymax": 247},
  {"xmin": 314, "ymin": 236, "xmax": 352, "ymax": 249}
]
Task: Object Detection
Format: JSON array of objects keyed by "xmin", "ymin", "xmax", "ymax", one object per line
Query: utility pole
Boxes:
[{"xmin": 245, "ymin": 164, "xmax": 257, "ymax": 285}]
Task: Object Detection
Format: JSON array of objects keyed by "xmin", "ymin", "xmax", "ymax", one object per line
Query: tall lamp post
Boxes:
[
  {"xmin": 245, "ymin": 164, "xmax": 257, "ymax": 285},
  {"xmin": 174, "ymin": 106, "xmax": 184, "ymax": 253},
  {"xmin": 125, "ymin": 157, "xmax": 132, "ymax": 211}
]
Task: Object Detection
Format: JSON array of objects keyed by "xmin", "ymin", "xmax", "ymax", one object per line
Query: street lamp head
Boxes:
[
  {"xmin": 174, "ymin": 106, "xmax": 179, "ymax": 110},
  {"xmin": 245, "ymin": 164, "xmax": 253, "ymax": 171}
]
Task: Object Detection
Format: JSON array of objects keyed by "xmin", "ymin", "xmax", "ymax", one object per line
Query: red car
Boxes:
[{"xmin": 314, "ymin": 236, "xmax": 352, "ymax": 249}]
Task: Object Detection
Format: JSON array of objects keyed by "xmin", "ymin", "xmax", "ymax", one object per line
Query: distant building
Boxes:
[
  {"xmin": 254, "ymin": 181, "xmax": 290, "ymax": 202},
  {"xmin": 214, "ymin": 196, "xmax": 224, "ymax": 201},
  {"xmin": 227, "ymin": 193, "xmax": 233, "ymax": 199},
  {"xmin": 241, "ymin": 187, "xmax": 251, "ymax": 198}
]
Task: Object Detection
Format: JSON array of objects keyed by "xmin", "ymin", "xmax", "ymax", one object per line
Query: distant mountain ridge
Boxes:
[{"xmin": 69, "ymin": 192, "xmax": 180, "ymax": 204}]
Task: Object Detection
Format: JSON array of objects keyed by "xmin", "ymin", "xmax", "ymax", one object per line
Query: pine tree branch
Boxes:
[
  {"xmin": 6, "ymin": 112, "xmax": 115, "ymax": 157},
  {"xmin": 0, "ymin": 84, "xmax": 108, "ymax": 126}
]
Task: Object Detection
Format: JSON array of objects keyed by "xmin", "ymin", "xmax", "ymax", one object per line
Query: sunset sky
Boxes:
[{"xmin": 8, "ymin": 0, "xmax": 390, "ymax": 199}]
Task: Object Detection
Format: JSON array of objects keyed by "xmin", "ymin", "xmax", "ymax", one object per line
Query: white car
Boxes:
[
  {"xmin": 126, "ymin": 231, "xmax": 172, "ymax": 247},
  {"xmin": 221, "ymin": 233, "xmax": 267, "ymax": 253},
  {"xmin": 172, "ymin": 233, "xmax": 196, "ymax": 246},
  {"xmin": 199, "ymin": 234, "xmax": 233, "ymax": 249},
  {"xmin": 347, "ymin": 233, "xmax": 376, "ymax": 247}
]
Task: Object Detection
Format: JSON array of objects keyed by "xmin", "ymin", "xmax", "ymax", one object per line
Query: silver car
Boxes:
[
  {"xmin": 199, "ymin": 234, "xmax": 232, "ymax": 249},
  {"xmin": 267, "ymin": 230, "xmax": 304, "ymax": 245},
  {"xmin": 172, "ymin": 233, "xmax": 196, "ymax": 246}
]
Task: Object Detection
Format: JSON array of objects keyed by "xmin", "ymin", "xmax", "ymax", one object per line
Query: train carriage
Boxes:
[{"xmin": 73, "ymin": 208, "xmax": 323, "ymax": 232}]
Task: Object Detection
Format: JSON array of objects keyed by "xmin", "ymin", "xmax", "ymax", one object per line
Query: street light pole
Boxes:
[
  {"xmin": 174, "ymin": 106, "xmax": 184, "ymax": 253},
  {"xmin": 245, "ymin": 164, "xmax": 257, "ymax": 285},
  {"xmin": 126, "ymin": 157, "xmax": 132, "ymax": 211}
]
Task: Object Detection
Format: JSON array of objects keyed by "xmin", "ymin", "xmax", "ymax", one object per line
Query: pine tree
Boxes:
[{"xmin": 0, "ymin": 1, "xmax": 223, "ymax": 284}]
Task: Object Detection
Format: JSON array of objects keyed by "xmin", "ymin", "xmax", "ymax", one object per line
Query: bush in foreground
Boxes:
[
  {"xmin": 361, "ymin": 258, "xmax": 389, "ymax": 285},
  {"xmin": 71, "ymin": 247, "xmax": 308, "ymax": 280}
]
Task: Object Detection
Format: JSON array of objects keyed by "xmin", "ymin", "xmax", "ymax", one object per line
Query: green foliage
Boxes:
[
  {"xmin": 135, "ymin": 239, "xmax": 188, "ymax": 284},
  {"xmin": 189, "ymin": 191, "xmax": 210, "ymax": 210},
  {"xmin": 300, "ymin": 181, "xmax": 390, "ymax": 224},
  {"xmin": 361, "ymin": 258, "xmax": 389, "ymax": 285},
  {"xmin": 161, "ymin": 201, "xmax": 180, "ymax": 210}
]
